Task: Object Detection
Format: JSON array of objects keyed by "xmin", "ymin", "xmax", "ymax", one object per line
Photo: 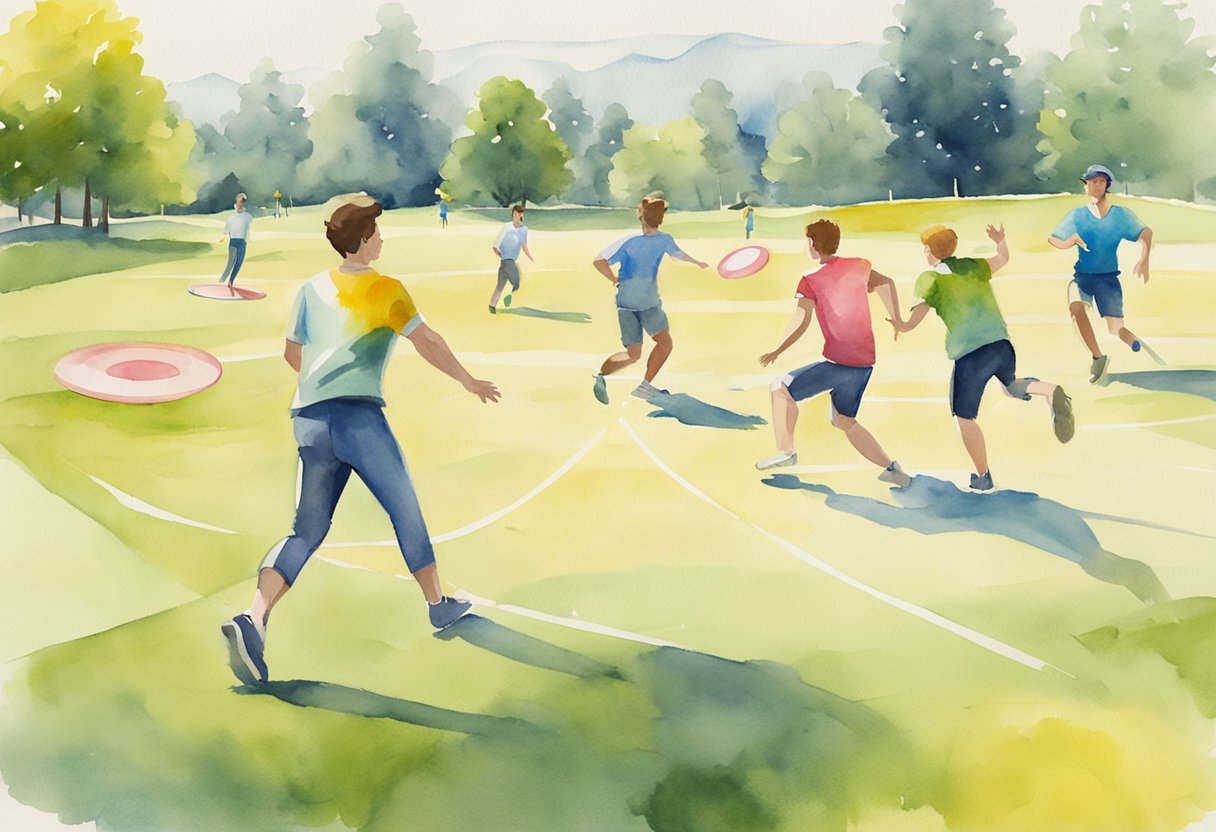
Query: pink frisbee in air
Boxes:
[
  {"xmin": 188, "ymin": 283, "xmax": 266, "ymax": 300},
  {"xmin": 717, "ymin": 245, "xmax": 770, "ymax": 279},
  {"xmin": 53, "ymin": 342, "xmax": 223, "ymax": 404}
]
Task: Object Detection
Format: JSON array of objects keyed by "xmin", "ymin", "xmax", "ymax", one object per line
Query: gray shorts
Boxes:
[
  {"xmin": 496, "ymin": 259, "xmax": 521, "ymax": 292},
  {"xmin": 618, "ymin": 304, "xmax": 669, "ymax": 346}
]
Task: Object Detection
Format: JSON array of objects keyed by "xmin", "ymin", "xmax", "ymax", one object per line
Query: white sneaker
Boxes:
[
  {"xmin": 631, "ymin": 381, "xmax": 669, "ymax": 400},
  {"xmin": 755, "ymin": 451, "xmax": 797, "ymax": 470}
]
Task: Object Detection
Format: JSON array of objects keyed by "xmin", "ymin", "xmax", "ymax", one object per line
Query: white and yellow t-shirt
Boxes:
[{"xmin": 287, "ymin": 267, "xmax": 424, "ymax": 411}]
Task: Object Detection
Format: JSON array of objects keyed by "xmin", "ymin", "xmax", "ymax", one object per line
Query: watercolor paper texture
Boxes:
[{"xmin": 1, "ymin": 0, "xmax": 1215, "ymax": 829}]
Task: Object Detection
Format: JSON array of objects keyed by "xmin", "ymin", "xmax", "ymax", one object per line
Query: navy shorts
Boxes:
[
  {"xmin": 950, "ymin": 339, "xmax": 1017, "ymax": 420},
  {"xmin": 778, "ymin": 360, "xmax": 873, "ymax": 418},
  {"xmin": 1072, "ymin": 272, "xmax": 1123, "ymax": 318},
  {"xmin": 618, "ymin": 304, "xmax": 669, "ymax": 346}
]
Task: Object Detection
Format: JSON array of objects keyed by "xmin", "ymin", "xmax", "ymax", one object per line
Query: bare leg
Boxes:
[
  {"xmin": 1070, "ymin": 301, "xmax": 1102, "ymax": 358},
  {"xmin": 832, "ymin": 414, "xmax": 893, "ymax": 469},
  {"xmin": 644, "ymin": 330, "xmax": 673, "ymax": 384},
  {"xmin": 1025, "ymin": 380, "xmax": 1058, "ymax": 413},
  {"xmin": 250, "ymin": 567, "xmax": 289, "ymax": 629},
  {"xmin": 600, "ymin": 343, "xmax": 642, "ymax": 376},
  {"xmin": 412, "ymin": 564, "xmax": 443, "ymax": 604},
  {"xmin": 1105, "ymin": 316, "xmax": 1139, "ymax": 348},
  {"xmin": 771, "ymin": 386, "xmax": 798, "ymax": 454},
  {"xmin": 956, "ymin": 417, "xmax": 988, "ymax": 476}
]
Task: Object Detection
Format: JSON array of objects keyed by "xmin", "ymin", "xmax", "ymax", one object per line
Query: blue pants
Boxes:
[
  {"xmin": 779, "ymin": 360, "xmax": 873, "ymax": 418},
  {"xmin": 950, "ymin": 339, "xmax": 1018, "ymax": 420},
  {"xmin": 260, "ymin": 399, "xmax": 436, "ymax": 585},
  {"xmin": 220, "ymin": 238, "xmax": 247, "ymax": 284}
]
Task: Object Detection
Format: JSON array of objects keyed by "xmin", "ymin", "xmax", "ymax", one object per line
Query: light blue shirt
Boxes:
[
  {"xmin": 495, "ymin": 222, "xmax": 528, "ymax": 261},
  {"xmin": 224, "ymin": 210, "xmax": 253, "ymax": 240},
  {"xmin": 600, "ymin": 232, "xmax": 686, "ymax": 311},
  {"xmin": 1051, "ymin": 204, "xmax": 1145, "ymax": 275}
]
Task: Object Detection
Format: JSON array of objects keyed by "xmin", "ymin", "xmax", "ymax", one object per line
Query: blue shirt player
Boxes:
[
  {"xmin": 591, "ymin": 194, "xmax": 708, "ymax": 403},
  {"xmin": 1049, "ymin": 164, "xmax": 1154, "ymax": 383}
]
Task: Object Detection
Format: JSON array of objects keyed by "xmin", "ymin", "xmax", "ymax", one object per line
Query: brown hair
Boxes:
[
  {"xmin": 805, "ymin": 219, "xmax": 841, "ymax": 256},
  {"xmin": 325, "ymin": 199, "xmax": 383, "ymax": 256},
  {"xmin": 639, "ymin": 193, "xmax": 667, "ymax": 228},
  {"xmin": 920, "ymin": 225, "xmax": 958, "ymax": 260},
  {"xmin": 511, "ymin": 204, "xmax": 525, "ymax": 216}
]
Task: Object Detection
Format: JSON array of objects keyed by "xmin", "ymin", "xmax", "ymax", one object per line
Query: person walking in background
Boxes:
[
  {"xmin": 489, "ymin": 204, "xmax": 533, "ymax": 312},
  {"xmin": 218, "ymin": 192, "xmax": 253, "ymax": 289}
]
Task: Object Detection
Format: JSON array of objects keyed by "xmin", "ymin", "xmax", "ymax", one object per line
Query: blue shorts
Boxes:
[
  {"xmin": 1073, "ymin": 272, "xmax": 1123, "ymax": 318},
  {"xmin": 618, "ymin": 304, "xmax": 669, "ymax": 346},
  {"xmin": 950, "ymin": 339, "xmax": 1018, "ymax": 420},
  {"xmin": 778, "ymin": 360, "xmax": 873, "ymax": 418}
]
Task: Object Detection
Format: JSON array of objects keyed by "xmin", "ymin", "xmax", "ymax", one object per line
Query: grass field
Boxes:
[{"xmin": 1, "ymin": 195, "xmax": 1215, "ymax": 831}]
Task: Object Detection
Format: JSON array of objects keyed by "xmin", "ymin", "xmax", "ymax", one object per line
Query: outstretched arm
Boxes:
[
  {"xmin": 891, "ymin": 303, "xmax": 931, "ymax": 334},
  {"xmin": 985, "ymin": 223, "xmax": 1009, "ymax": 274},
  {"xmin": 867, "ymin": 270, "xmax": 902, "ymax": 323},
  {"xmin": 1048, "ymin": 234, "xmax": 1089, "ymax": 251},
  {"xmin": 406, "ymin": 324, "xmax": 500, "ymax": 402},
  {"xmin": 759, "ymin": 298, "xmax": 814, "ymax": 366},
  {"xmin": 1133, "ymin": 227, "xmax": 1153, "ymax": 283},
  {"xmin": 673, "ymin": 250, "xmax": 709, "ymax": 269},
  {"xmin": 592, "ymin": 257, "xmax": 619, "ymax": 285}
]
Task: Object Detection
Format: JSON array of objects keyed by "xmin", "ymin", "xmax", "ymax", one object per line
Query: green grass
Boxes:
[
  {"xmin": 2, "ymin": 197, "xmax": 1215, "ymax": 831},
  {"xmin": 0, "ymin": 230, "xmax": 210, "ymax": 293}
]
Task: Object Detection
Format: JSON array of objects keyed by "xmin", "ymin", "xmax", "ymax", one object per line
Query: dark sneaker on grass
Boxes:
[
  {"xmin": 878, "ymin": 460, "xmax": 912, "ymax": 487},
  {"xmin": 503, "ymin": 292, "xmax": 513, "ymax": 307},
  {"xmin": 593, "ymin": 373, "xmax": 609, "ymax": 405},
  {"xmin": 488, "ymin": 304, "xmax": 496, "ymax": 314},
  {"xmin": 221, "ymin": 613, "xmax": 267, "ymax": 686},
  {"xmin": 969, "ymin": 471, "xmax": 994, "ymax": 491},
  {"xmin": 1131, "ymin": 339, "xmax": 1141, "ymax": 352},
  {"xmin": 1089, "ymin": 354, "xmax": 1109, "ymax": 384},
  {"xmin": 1051, "ymin": 387, "xmax": 1075, "ymax": 443},
  {"xmin": 429, "ymin": 596, "xmax": 472, "ymax": 630}
]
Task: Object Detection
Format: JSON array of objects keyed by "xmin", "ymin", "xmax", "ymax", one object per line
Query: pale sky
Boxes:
[{"xmin": 1, "ymin": 0, "xmax": 1214, "ymax": 83}]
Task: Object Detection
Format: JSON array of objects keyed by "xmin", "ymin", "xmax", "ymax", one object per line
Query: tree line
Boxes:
[{"xmin": 2, "ymin": 0, "xmax": 1214, "ymax": 228}]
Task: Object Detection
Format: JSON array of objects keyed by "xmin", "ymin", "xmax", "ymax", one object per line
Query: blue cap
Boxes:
[{"xmin": 1080, "ymin": 164, "xmax": 1114, "ymax": 183}]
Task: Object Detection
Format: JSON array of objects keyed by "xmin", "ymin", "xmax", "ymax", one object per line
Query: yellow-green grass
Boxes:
[{"xmin": 1, "ymin": 196, "xmax": 1215, "ymax": 831}]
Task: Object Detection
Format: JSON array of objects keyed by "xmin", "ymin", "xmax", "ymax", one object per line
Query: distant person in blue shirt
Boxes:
[
  {"xmin": 1049, "ymin": 164, "xmax": 1154, "ymax": 383},
  {"xmin": 590, "ymin": 194, "xmax": 708, "ymax": 403},
  {"xmin": 489, "ymin": 204, "xmax": 533, "ymax": 312},
  {"xmin": 744, "ymin": 204, "xmax": 754, "ymax": 239},
  {"xmin": 218, "ymin": 192, "xmax": 253, "ymax": 289},
  {"xmin": 439, "ymin": 199, "xmax": 448, "ymax": 229}
]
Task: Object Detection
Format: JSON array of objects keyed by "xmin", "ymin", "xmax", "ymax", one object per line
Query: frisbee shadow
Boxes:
[
  {"xmin": 645, "ymin": 392, "xmax": 767, "ymax": 430},
  {"xmin": 762, "ymin": 473, "xmax": 1175, "ymax": 605},
  {"xmin": 1103, "ymin": 370, "xmax": 1216, "ymax": 403},
  {"xmin": 236, "ymin": 679, "xmax": 533, "ymax": 737},
  {"xmin": 498, "ymin": 306, "xmax": 592, "ymax": 323},
  {"xmin": 434, "ymin": 615, "xmax": 624, "ymax": 680}
]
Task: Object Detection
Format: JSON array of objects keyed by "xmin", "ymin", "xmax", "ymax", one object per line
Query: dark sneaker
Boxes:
[
  {"xmin": 1131, "ymin": 339, "xmax": 1141, "ymax": 352},
  {"xmin": 503, "ymin": 292, "xmax": 513, "ymax": 308},
  {"xmin": 488, "ymin": 304, "xmax": 496, "ymax": 314},
  {"xmin": 969, "ymin": 471, "xmax": 994, "ymax": 491},
  {"xmin": 429, "ymin": 596, "xmax": 472, "ymax": 630},
  {"xmin": 221, "ymin": 613, "xmax": 267, "ymax": 685},
  {"xmin": 593, "ymin": 374, "xmax": 609, "ymax": 405},
  {"xmin": 878, "ymin": 460, "xmax": 912, "ymax": 487},
  {"xmin": 1088, "ymin": 354, "xmax": 1109, "ymax": 384},
  {"xmin": 1051, "ymin": 387, "xmax": 1075, "ymax": 443}
]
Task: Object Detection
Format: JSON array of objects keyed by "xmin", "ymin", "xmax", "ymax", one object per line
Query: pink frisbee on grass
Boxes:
[
  {"xmin": 717, "ymin": 245, "xmax": 770, "ymax": 279},
  {"xmin": 188, "ymin": 283, "xmax": 266, "ymax": 300},
  {"xmin": 53, "ymin": 342, "xmax": 223, "ymax": 404}
]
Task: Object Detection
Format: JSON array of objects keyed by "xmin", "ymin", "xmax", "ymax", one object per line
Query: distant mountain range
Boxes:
[{"xmin": 166, "ymin": 34, "xmax": 883, "ymax": 138}]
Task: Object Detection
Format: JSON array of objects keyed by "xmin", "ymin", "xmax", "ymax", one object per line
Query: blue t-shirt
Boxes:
[
  {"xmin": 1051, "ymin": 204, "xmax": 1145, "ymax": 275},
  {"xmin": 494, "ymin": 222, "xmax": 528, "ymax": 260},
  {"xmin": 600, "ymin": 232, "xmax": 686, "ymax": 310}
]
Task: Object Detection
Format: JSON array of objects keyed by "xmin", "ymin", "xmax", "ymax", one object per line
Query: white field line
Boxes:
[
  {"xmin": 323, "ymin": 428, "xmax": 608, "ymax": 548},
  {"xmin": 89, "ymin": 475, "xmax": 237, "ymax": 535},
  {"xmin": 218, "ymin": 351, "xmax": 281, "ymax": 363},
  {"xmin": 1082, "ymin": 413, "xmax": 1216, "ymax": 430},
  {"xmin": 312, "ymin": 556, "xmax": 689, "ymax": 650},
  {"xmin": 618, "ymin": 418, "xmax": 1064, "ymax": 675}
]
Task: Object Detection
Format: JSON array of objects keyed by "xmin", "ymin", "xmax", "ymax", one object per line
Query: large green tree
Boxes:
[
  {"xmin": 764, "ymin": 73, "xmax": 894, "ymax": 206},
  {"xmin": 608, "ymin": 118, "xmax": 718, "ymax": 210},
  {"xmin": 440, "ymin": 76, "xmax": 573, "ymax": 206},
  {"xmin": 569, "ymin": 103, "xmax": 633, "ymax": 206},
  {"xmin": 1037, "ymin": 0, "xmax": 1216, "ymax": 199},
  {"xmin": 860, "ymin": 0, "xmax": 1045, "ymax": 197},
  {"xmin": 690, "ymin": 80, "xmax": 767, "ymax": 206}
]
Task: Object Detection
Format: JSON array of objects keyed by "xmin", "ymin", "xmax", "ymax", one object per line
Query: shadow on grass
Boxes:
[
  {"xmin": 497, "ymin": 306, "xmax": 592, "ymax": 323},
  {"xmin": 238, "ymin": 679, "xmax": 532, "ymax": 736},
  {"xmin": 434, "ymin": 615, "xmax": 623, "ymax": 680},
  {"xmin": 645, "ymin": 391, "xmax": 767, "ymax": 430},
  {"xmin": 762, "ymin": 473, "xmax": 1174, "ymax": 605},
  {"xmin": 1105, "ymin": 370, "xmax": 1216, "ymax": 403}
]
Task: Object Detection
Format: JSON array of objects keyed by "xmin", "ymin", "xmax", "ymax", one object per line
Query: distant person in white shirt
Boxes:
[
  {"xmin": 489, "ymin": 204, "xmax": 533, "ymax": 313},
  {"xmin": 219, "ymin": 192, "xmax": 253, "ymax": 289}
]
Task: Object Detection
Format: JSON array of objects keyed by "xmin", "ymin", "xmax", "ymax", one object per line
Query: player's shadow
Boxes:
[
  {"xmin": 1103, "ymin": 369, "xmax": 1216, "ymax": 403},
  {"xmin": 434, "ymin": 615, "xmax": 624, "ymax": 680},
  {"xmin": 237, "ymin": 679, "xmax": 533, "ymax": 736},
  {"xmin": 760, "ymin": 473, "xmax": 1201, "ymax": 606},
  {"xmin": 498, "ymin": 306, "xmax": 592, "ymax": 323},
  {"xmin": 645, "ymin": 392, "xmax": 767, "ymax": 430}
]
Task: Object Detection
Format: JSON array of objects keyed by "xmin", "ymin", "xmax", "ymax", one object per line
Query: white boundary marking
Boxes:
[
  {"xmin": 324, "ymin": 428, "xmax": 608, "ymax": 548},
  {"xmin": 89, "ymin": 475, "xmax": 237, "ymax": 535},
  {"xmin": 1082, "ymin": 413, "xmax": 1216, "ymax": 430},
  {"xmin": 618, "ymin": 418, "xmax": 1064, "ymax": 674}
]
